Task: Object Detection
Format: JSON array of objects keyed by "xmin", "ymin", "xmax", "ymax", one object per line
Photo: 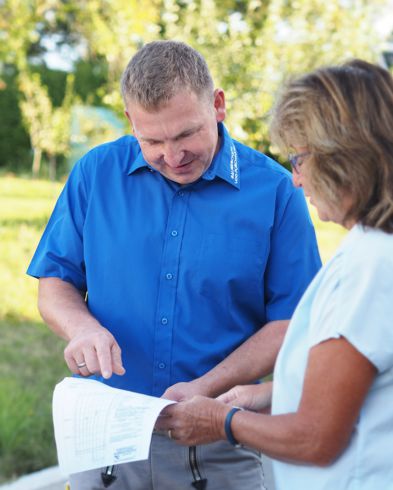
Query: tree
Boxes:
[
  {"xmin": 0, "ymin": 0, "xmax": 58, "ymax": 69},
  {"xmin": 19, "ymin": 72, "xmax": 52, "ymax": 177},
  {"xmin": 44, "ymin": 74, "xmax": 74, "ymax": 180},
  {"xmin": 0, "ymin": 68, "xmax": 31, "ymax": 169},
  {"xmin": 18, "ymin": 70, "xmax": 73, "ymax": 178},
  {"xmin": 2, "ymin": 0, "xmax": 393, "ymax": 174},
  {"xmin": 157, "ymin": 0, "xmax": 388, "ymax": 157},
  {"xmin": 49, "ymin": 0, "xmax": 161, "ymax": 113}
]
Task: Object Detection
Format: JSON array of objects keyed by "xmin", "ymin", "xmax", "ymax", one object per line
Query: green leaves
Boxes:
[
  {"xmin": 0, "ymin": 0, "xmax": 391, "ymax": 173},
  {"xmin": 18, "ymin": 70, "xmax": 74, "ymax": 177}
]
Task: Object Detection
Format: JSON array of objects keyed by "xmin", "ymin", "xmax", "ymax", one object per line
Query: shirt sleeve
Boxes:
[
  {"xmin": 310, "ymin": 249, "xmax": 393, "ymax": 373},
  {"xmin": 265, "ymin": 178, "xmax": 322, "ymax": 321},
  {"xmin": 26, "ymin": 158, "xmax": 90, "ymax": 292}
]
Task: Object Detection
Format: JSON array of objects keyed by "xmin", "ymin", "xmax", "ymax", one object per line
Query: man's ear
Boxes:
[
  {"xmin": 124, "ymin": 110, "xmax": 134, "ymax": 133},
  {"xmin": 213, "ymin": 89, "xmax": 226, "ymax": 123}
]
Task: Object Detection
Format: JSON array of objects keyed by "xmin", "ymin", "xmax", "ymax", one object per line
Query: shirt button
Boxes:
[
  {"xmin": 178, "ymin": 191, "xmax": 185, "ymax": 197},
  {"xmin": 161, "ymin": 317, "xmax": 168, "ymax": 325},
  {"xmin": 158, "ymin": 363, "xmax": 166, "ymax": 369},
  {"xmin": 165, "ymin": 273, "xmax": 173, "ymax": 280},
  {"xmin": 171, "ymin": 230, "xmax": 178, "ymax": 237}
]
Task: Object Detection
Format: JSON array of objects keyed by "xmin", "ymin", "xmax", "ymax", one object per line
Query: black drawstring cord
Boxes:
[
  {"xmin": 189, "ymin": 445, "xmax": 208, "ymax": 489},
  {"xmin": 101, "ymin": 465, "xmax": 117, "ymax": 487}
]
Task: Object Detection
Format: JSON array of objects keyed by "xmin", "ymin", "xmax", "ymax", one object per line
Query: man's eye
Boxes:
[{"xmin": 176, "ymin": 132, "xmax": 193, "ymax": 141}]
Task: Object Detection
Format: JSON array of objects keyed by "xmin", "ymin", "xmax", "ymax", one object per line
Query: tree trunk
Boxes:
[
  {"xmin": 49, "ymin": 154, "xmax": 56, "ymax": 182},
  {"xmin": 32, "ymin": 147, "xmax": 42, "ymax": 178}
]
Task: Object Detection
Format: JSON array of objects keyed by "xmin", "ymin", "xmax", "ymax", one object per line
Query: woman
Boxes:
[{"xmin": 160, "ymin": 59, "xmax": 393, "ymax": 489}]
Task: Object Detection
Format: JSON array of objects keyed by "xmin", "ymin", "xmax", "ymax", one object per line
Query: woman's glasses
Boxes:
[{"xmin": 288, "ymin": 151, "xmax": 311, "ymax": 174}]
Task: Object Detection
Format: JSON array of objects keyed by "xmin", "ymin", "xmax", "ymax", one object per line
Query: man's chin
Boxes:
[
  {"xmin": 166, "ymin": 170, "xmax": 203, "ymax": 185},
  {"xmin": 169, "ymin": 176, "xmax": 199, "ymax": 185}
]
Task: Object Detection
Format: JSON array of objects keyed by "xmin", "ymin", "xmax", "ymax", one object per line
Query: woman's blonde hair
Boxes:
[{"xmin": 270, "ymin": 59, "xmax": 393, "ymax": 232}]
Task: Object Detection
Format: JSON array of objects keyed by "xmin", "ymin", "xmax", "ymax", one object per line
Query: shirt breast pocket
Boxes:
[{"xmin": 195, "ymin": 233, "xmax": 267, "ymax": 302}]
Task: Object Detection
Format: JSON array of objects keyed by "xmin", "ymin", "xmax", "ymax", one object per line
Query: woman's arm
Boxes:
[
  {"xmin": 162, "ymin": 336, "xmax": 376, "ymax": 466},
  {"xmin": 160, "ymin": 320, "xmax": 288, "ymax": 401}
]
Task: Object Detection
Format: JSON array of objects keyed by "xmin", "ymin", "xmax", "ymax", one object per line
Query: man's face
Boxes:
[{"xmin": 125, "ymin": 88, "xmax": 226, "ymax": 185}]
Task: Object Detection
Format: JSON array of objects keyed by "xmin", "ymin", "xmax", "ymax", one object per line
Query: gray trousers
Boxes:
[{"xmin": 69, "ymin": 432, "xmax": 275, "ymax": 490}]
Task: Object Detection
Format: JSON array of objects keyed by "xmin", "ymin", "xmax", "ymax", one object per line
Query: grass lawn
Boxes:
[
  {"xmin": 0, "ymin": 176, "xmax": 69, "ymax": 482},
  {"xmin": 0, "ymin": 175, "xmax": 347, "ymax": 483}
]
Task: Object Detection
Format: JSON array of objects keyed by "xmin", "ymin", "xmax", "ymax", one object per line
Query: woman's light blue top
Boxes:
[{"xmin": 272, "ymin": 224, "xmax": 393, "ymax": 489}]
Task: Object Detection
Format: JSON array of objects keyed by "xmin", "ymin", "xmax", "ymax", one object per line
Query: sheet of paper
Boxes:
[{"xmin": 52, "ymin": 377, "xmax": 175, "ymax": 475}]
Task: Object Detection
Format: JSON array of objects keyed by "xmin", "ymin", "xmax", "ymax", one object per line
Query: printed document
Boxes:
[{"xmin": 53, "ymin": 377, "xmax": 175, "ymax": 475}]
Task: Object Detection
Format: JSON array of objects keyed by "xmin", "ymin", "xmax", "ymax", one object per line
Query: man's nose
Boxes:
[{"xmin": 163, "ymin": 143, "xmax": 185, "ymax": 167}]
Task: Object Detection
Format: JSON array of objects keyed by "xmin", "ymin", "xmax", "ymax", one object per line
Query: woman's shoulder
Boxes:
[
  {"xmin": 341, "ymin": 225, "xmax": 393, "ymax": 268},
  {"xmin": 317, "ymin": 224, "xmax": 393, "ymax": 303}
]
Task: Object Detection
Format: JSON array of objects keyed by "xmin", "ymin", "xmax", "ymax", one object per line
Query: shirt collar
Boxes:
[
  {"xmin": 127, "ymin": 123, "xmax": 240, "ymax": 189},
  {"xmin": 127, "ymin": 144, "xmax": 152, "ymax": 175},
  {"xmin": 201, "ymin": 123, "xmax": 240, "ymax": 189}
]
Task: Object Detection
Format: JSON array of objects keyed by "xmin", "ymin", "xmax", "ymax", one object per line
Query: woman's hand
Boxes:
[
  {"xmin": 159, "ymin": 395, "xmax": 230, "ymax": 446},
  {"xmin": 217, "ymin": 382, "xmax": 272, "ymax": 412}
]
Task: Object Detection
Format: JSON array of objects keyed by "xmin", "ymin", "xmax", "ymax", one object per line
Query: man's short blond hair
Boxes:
[{"xmin": 121, "ymin": 40, "xmax": 214, "ymax": 110}]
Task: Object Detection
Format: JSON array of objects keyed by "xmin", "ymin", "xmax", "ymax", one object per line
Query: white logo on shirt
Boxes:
[{"xmin": 230, "ymin": 143, "xmax": 239, "ymax": 184}]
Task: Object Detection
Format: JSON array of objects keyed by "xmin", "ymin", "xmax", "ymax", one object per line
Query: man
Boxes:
[{"xmin": 28, "ymin": 41, "xmax": 321, "ymax": 490}]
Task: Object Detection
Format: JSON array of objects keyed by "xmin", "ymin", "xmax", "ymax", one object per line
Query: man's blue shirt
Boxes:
[{"xmin": 27, "ymin": 124, "xmax": 321, "ymax": 396}]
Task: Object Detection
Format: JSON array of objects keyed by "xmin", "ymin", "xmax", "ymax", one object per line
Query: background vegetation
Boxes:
[
  {"xmin": 0, "ymin": 0, "xmax": 391, "ymax": 483},
  {"xmin": 1, "ymin": 0, "xmax": 392, "ymax": 178},
  {"xmin": 0, "ymin": 177, "xmax": 68, "ymax": 482}
]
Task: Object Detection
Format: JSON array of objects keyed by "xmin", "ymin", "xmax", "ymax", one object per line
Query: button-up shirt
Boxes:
[{"xmin": 28, "ymin": 123, "xmax": 321, "ymax": 396}]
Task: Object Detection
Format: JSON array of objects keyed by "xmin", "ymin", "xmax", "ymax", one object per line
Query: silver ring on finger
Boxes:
[{"xmin": 76, "ymin": 361, "xmax": 87, "ymax": 368}]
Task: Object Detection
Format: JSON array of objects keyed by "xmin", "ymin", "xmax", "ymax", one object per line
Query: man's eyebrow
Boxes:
[
  {"xmin": 140, "ymin": 125, "xmax": 203, "ymax": 144},
  {"xmin": 174, "ymin": 125, "xmax": 202, "ymax": 140},
  {"xmin": 140, "ymin": 136, "xmax": 161, "ymax": 143}
]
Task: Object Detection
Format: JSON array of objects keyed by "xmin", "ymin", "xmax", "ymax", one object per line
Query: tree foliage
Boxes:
[
  {"xmin": 0, "ymin": 0, "xmax": 392, "ymax": 175},
  {"xmin": 0, "ymin": 69, "xmax": 31, "ymax": 170},
  {"xmin": 156, "ymin": 0, "xmax": 387, "ymax": 156},
  {"xmin": 18, "ymin": 70, "xmax": 73, "ymax": 178}
]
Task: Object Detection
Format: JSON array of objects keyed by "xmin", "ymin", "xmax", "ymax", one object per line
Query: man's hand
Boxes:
[
  {"xmin": 161, "ymin": 379, "xmax": 211, "ymax": 402},
  {"xmin": 217, "ymin": 382, "xmax": 273, "ymax": 412},
  {"xmin": 38, "ymin": 277, "xmax": 126, "ymax": 380},
  {"xmin": 64, "ymin": 325, "xmax": 125, "ymax": 379}
]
